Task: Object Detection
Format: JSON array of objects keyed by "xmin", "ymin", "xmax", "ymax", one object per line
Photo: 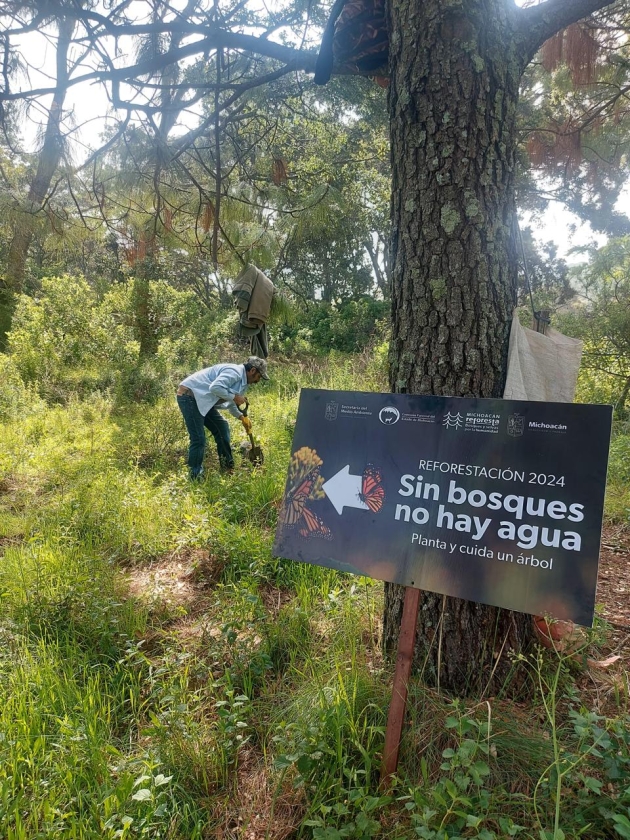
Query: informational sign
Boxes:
[{"xmin": 273, "ymin": 389, "xmax": 613, "ymax": 626}]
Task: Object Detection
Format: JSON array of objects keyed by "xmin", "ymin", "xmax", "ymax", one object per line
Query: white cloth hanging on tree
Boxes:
[{"xmin": 503, "ymin": 313, "xmax": 583, "ymax": 403}]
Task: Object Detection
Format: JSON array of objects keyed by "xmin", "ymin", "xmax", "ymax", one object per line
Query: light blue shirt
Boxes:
[{"xmin": 180, "ymin": 363, "xmax": 247, "ymax": 418}]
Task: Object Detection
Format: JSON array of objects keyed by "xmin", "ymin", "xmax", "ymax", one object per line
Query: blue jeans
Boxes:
[{"xmin": 177, "ymin": 394, "xmax": 234, "ymax": 476}]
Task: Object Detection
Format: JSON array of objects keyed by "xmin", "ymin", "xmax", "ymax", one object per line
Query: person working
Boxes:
[{"xmin": 176, "ymin": 356, "xmax": 269, "ymax": 478}]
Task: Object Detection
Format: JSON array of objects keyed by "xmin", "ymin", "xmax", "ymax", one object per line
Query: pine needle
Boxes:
[{"xmin": 269, "ymin": 288, "xmax": 297, "ymax": 327}]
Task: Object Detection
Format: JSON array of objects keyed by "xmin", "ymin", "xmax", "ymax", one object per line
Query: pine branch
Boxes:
[{"xmin": 0, "ymin": 31, "xmax": 317, "ymax": 103}]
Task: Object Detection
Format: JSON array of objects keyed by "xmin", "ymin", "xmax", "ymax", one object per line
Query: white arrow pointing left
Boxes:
[{"xmin": 322, "ymin": 465, "xmax": 369, "ymax": 515}]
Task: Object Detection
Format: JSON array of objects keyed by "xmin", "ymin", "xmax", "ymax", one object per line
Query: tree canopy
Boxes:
[{"xmin": 2, "ymin": 0, "xmax": 630, "ymax": 318}]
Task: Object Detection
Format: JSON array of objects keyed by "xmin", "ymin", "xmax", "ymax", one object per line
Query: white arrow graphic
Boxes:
[{"xmin": 322, "ymin": 465, "xmax": 369, "ymax": 515}]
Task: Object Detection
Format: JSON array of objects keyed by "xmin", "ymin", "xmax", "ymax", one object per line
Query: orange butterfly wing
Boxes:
[
  {"xmin": 359, "ymin": 465, "xmax": 385, "ymax": 513},
  {"xmin": 299, "ymin": 505, "xmax": 332, "ymax": 540},
  {"xmin": 282, "ymin": 473, "xmax": 317, "ymax": 526},
  {"xmin": 281, "ymin": 459, "xmax": 332, "ymax": 539}
]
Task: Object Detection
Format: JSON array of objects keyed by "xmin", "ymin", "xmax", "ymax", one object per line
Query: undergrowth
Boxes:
[{"xmin": 0, "ymin": 348, "xmax": 628, "ymax": 839}]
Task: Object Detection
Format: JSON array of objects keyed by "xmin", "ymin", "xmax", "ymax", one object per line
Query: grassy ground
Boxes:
[{"xmin": 1, "ymin": 351, "xmax": 629, "ymax": 840}]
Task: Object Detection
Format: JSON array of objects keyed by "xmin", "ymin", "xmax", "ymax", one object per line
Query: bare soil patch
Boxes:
[
  {"xmin": 125, "ymin": 548, "xmax": 212, "ymax": 610},
  {"xmin": 123, "ymin": 550, "xmax": 300, "ymax": 665},
  {"xmin": 597, "ymin": 522, "xmax": 630, "ymax": 629},
  {"xmin": 210, "ymin": 749, "xmax": 304, "ymax": 840}
]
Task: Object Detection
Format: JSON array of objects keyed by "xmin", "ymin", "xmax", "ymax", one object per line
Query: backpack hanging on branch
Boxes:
[
  {"xmin": 231, "ymin": 264, "xmax": 275, "ymax": 359},
  {"xmin": 314, "ymin": 0, "xmax": 389, "ymax": 86}
]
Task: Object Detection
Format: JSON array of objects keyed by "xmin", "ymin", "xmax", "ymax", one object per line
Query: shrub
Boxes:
[
  {"xmin": 8, "ymin": 275, "xmax": 135, "ymax": 400},
  {"xmin": 276, "ymin": 299, "xmax": 389, "ymax": 355},
  {"xmin": 115, "ymin": 360, "xmax": 173, "ymax": 406},
  {"xmin": 603, "ymin": 424, "xmax": 630, "ymax": 520},
  {"xmin": 116, "ymin": 398, "xmax": 187, "ymax": 469},
  {"xmin": 0, "ymin": 355, "xmax": 44, "ymax": 421}
]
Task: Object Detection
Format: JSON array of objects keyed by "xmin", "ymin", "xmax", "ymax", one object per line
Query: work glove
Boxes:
[{"xmin": 241, "ymin": 415, "xmax": 253, "ymax": 435}]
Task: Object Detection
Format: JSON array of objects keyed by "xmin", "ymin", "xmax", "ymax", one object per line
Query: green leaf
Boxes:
[
  {"xmin": 613, "ymin": 814, "xmax": 630, "ymax": 838},
  {"xmin": 583, "ymin": 776, "xmax": 603, "ymax": 793},
  {"xmin": 274, "ymin": 754, "xmax": 298, "ymax": 769},
  {"xmin": 296, "ymin": 754, "xmax": 313, "ymax": 774},
  {"xmin": 131, "ymin": 789, "xmax": 153, "ymax": 802},
  {"xmin": 498, "ymin": 817, "xmax": 525, "ymax": 836}
]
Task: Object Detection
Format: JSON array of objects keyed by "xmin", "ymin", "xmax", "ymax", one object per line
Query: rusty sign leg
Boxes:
[{"xmin": 380, "ymin": 585, "xmax": 421, "ymax": 788}]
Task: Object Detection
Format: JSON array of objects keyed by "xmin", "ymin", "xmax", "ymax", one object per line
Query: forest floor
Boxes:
[
  {"xmin": 597, "ymin": 522, "xmax": 630, "ymax": 630},
  {"xmin": 590, "ymin": 524, "xmax": 630, "ymax": 701}
]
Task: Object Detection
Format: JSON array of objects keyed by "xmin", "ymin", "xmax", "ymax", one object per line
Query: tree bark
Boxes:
[
  {"xmin": 616, "ymin": 374, "xmax": 630, "ymax": 419},
  {"xmin": 383, "ymin": 0, "xmax": 615, "ymax": 696},
  {"xmin": 132, "ymin": 265, "xmax": 159, "ymax": 360}
]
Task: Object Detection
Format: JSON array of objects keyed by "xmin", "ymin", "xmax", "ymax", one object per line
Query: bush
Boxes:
[
  {"xmin": 0, "ymin": 355, "xmax": 44, "ymax": 422},
  {"xmin": 276, "ymin": 299, "xmax": 389, "ymax": 354},
  {"xmin": 608, "ymin": 426, "xmax": 630, "ymax": 485},
  {"xmin": 115, "ymin": 360, "xmax": 173, "ymax": 406},
  {"xmin": 8, "ymin": 275, "xmax": 135, "ymax": 401},
  {"xmin": 115, "ymin": 397, "xmax": 187, "ymax": 469},
  {"xmin": 101, "ymin": 281, "xmax": 241, "ymax": 372},
  {"xmin": 603, "ymin": 424, "xmax": 630, "ymax": 520}
]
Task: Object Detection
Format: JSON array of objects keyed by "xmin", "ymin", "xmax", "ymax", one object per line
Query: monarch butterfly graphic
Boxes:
[
  {"xmin": 358, "ymin": 464, "xmax": 385, "ymax": 513},
  {"xmin": 281, "ymin": 471, "xmax": 319, "ymax": 526},
  {"xmin": 280, "ymin": 447, "xmax": 332, "ymax": 540},
  {"xmin": 298, "ymin": 505, "xmax": 332, "ymax": 540}
]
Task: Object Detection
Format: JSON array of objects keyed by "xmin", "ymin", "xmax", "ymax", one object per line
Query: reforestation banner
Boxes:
[{"xmin": 273, "ymin": 389, "xmax": 613, "ymax": 626}]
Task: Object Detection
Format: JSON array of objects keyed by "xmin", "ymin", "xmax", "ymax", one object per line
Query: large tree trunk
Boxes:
[
  {"xmin": 0, "ymin": 16, "xmax": 74, "ymax": 350},
  {"xmin": 382, "ymin": 0, "xmax": 612, "ymax": 695}
]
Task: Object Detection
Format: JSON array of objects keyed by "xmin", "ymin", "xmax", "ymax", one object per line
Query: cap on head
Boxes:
[{"xmin": 247, "ymin": 356, "xmax": 269, "ymax": 380}]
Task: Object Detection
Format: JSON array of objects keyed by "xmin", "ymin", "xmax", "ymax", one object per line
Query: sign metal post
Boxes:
[{"xmin": 380, "ymin": 585, "xmax": 421, "ymax": 788}]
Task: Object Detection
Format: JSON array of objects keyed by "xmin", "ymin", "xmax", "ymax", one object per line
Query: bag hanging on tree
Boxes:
[
  {"xmin": 503, "ymin": 313, "xmax": 583, "ymax": 403},
  {"xmin": 314, "ymin": 0, "xmax": 389, "ymax": 85}
]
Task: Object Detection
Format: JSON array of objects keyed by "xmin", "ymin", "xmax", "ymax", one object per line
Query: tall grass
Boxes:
[{"xmin": 0, "ymin": 348, "xmax": 629, "ymax": 838}]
